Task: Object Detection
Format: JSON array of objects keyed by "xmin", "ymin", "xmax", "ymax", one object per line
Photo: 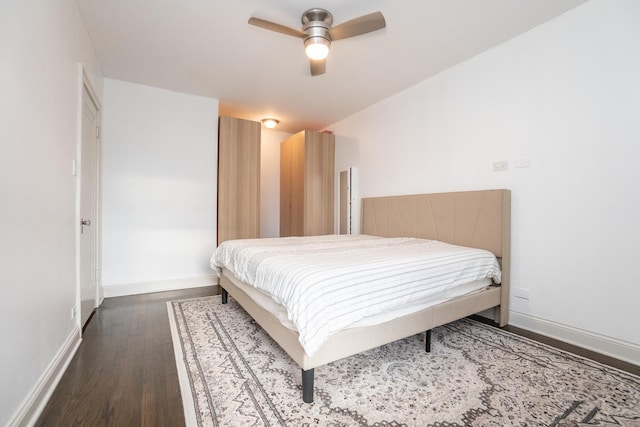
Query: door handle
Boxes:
[{"xmin": 81, "ymin": 218, "xmax": 91, "ymax": 234}]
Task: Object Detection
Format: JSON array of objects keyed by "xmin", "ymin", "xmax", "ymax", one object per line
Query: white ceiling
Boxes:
[{"xmin": 75, "ymin": 0, "xmax": 587, "ymax": 133}]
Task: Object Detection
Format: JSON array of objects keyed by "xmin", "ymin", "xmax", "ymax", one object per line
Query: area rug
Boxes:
[{"xmin": 167, "ymin": 296, "xmax": 640, "ymax": 426}]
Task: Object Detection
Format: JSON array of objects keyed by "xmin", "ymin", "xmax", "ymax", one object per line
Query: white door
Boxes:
[{"xmin": 79, "ymin": 84, "xmax": 100, "ymax": 328}]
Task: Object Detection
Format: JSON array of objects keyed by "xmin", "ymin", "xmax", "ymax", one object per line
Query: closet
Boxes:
[
  {"xmin": 280, "ymin": 129, "xmax": 335, "ymax": 237},
  {"xmin": 217, "ymin": 116, "xmax": 260, "ymax": 244}
]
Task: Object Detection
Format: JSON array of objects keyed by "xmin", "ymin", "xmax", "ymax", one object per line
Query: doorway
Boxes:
[{"xmin": 78, "ymin": 78, "xmax": 101, "ymax": 329}]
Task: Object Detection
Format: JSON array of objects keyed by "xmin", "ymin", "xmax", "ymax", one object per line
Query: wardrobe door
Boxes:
[
  {"xmin": 279, "ymin": 137, "xmax": 293, "ymax": 236},
  {"xmin": 303, "ymin": 130, "xmax": 334, "ymax": 236},
  {"xmin": 289, "ymin": 132, "xmax": 306, "ymax": 236},
  {"xmin": 280, "ymin": 132, "xmax": 305, "ymax": 237},
  {"xmin": 218, "ymin": 116, "xmax": 260, "ymax": 244},
  {"xmin": 280, "ymin": 130, "xmax": 334, "ymax": 237}
]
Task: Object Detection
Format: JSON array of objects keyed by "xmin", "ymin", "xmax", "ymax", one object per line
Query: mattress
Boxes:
[
  {"xmin": 212, "ymin": 234, "xmax": 501, "ymax": 356},
  {"xmin": 224, "ymin": 271, "xmax": 491, "ymax": 331}
]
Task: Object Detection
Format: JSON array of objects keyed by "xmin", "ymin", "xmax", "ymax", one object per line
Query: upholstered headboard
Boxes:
[{"xmin": 361, "ymin": 189, "xmax": 510, "ymax": 257}]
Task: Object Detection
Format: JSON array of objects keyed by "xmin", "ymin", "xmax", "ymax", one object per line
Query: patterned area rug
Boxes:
[{"xmin": 167, "ymin": 296, "xmax": 640, "ymax": 426}]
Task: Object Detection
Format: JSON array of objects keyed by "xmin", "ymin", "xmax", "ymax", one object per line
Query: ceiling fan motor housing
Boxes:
[{"xmin": 302, "ymin": 8, "xmax": 333, "ymax": 43}]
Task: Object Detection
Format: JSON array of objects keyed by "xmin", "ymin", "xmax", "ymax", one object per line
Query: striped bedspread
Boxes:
[{"xmin": 211, "ymin": 234, "xmax": 501, "ymax": 356}]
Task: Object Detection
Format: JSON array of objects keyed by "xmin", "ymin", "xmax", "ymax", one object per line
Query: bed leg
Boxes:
[
  {"xmin": 221, "ymin": 288, "xmax": 228, "ymax": 304},
  {"xmin": 302, "ymin": 368, "xmax": 314, "ymax": 403},
  {"xmin": 425, "ymin": 329, "xmax": 432, "ymax": 353}
]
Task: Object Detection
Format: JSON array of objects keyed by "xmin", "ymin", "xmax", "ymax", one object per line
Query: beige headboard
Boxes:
[{"xmin": 361, "ymin": 189, "xmax": 511, "ymax": 258}]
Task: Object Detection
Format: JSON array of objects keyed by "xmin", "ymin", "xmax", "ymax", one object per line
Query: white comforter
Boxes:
[{"xmin": 211, "ymin": 234, "xmax": 501, "ymax": 356}]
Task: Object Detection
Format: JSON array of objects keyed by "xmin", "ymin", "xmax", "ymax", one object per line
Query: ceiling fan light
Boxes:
[
  {"xmin": 262, "ymin": 118, "xmax": 279, "ymax": 129},
  {"xmin": 304, "ymin": 37, "xmax": 330, "ymax": 60}
]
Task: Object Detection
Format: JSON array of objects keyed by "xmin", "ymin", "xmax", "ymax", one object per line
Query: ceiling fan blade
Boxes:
[
  {"xmin": 330, "ymin": 11, "xmax": 386, "ymax": 41},
  {"xmin": 310, "ymin": 59, "xmax": 326, "ymax": 76},
  {"xmin": 248, "ymin": 17, "xmax": 306, "ymax": 38}
]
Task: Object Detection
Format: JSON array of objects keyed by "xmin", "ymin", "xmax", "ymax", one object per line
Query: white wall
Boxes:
[
  {"xmin": 101, "ymin": 79, "xmax": 218, "ymax": 296},
  {"xmin": 0, "ymin": 0, "xmax": 104, "ymax": 424},
  {"xmin": 260, "ymin": 129, "xmax": 291, "ymax": 237},
  {"xmin": 330, "ymin": 0, "xmax": 640, "ymax": 363}
]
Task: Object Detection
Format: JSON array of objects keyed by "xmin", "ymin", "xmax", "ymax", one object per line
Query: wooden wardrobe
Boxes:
[
  {"xmin": 280, "ymin": 130, "xmax": 335, "ymax": 237},
  {"xmin": 217, "ymin": 116, "xmax": 260, "ymax": 244}
]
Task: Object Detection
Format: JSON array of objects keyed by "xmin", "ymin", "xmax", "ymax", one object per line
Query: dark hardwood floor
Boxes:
[
  {"xmin": 37, "ymin": 287, "xmax": 638, "ymax": 426},
  {"xmin": 473, "ymin": 315, "xmax": 639, "ymax": 376},
  {"xmin": 36, "ymin": 286, "xmax": 216, "ymax": 427}
]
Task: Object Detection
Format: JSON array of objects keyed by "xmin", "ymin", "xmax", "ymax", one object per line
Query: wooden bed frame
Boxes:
[{"xmin": 219, "ymin": 189, "xmax": 511, "ymax": 403}]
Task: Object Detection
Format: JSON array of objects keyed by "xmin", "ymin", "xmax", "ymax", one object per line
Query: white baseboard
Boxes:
[
  {"xmin": 509, "ymin": 311, "xmax": 640, "ymax": 366},
  {"xmin": 103, "ymin": 275, "xmax": 218, "ymax": 298},
  {"xmin": 8, "ymin": 327, "xmax": 81, "ymax": 427}
]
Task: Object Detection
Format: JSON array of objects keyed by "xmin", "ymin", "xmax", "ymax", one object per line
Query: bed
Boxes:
[{"xmin": 212, "ymin": 189, "xmax": 511, "ymax": 403}]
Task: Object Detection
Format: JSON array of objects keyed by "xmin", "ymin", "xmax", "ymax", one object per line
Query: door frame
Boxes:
[{"xmin": 75, "ymin": 64, "xmax": 102, "ymax": 332}]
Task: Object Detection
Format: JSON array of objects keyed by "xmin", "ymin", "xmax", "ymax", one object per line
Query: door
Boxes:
[
  {"xmin": 279, "ymin": 137, "xmax": 292, "ymax": 236},
  {"xmin": 279, "ymin": 131, "xmax": 306, "ymax": 237},
  {"xmin": 303, "ymin": 130, "xmax": 334, "ymax": 236},
  {"xmin": 339, "ymin": 168, "xmax": 351, "ymax": 234},
  {"xmin": 217, "ymin": 116, "xmax": 261, "ymax": 244},
  {"xmin": 79, "ymin": 83, "xmax": 99, "ymax": 328}
]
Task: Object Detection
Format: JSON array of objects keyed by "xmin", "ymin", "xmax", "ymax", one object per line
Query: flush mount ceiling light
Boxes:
[
  {"xmin": 262, "ymin": 118, "xmax": 279, "ymax": 129},
  {"xmin": 248, "ymin": 8, "xmax": 385, "ymax": 76},
  {"xmin": 304, "ymin": 36, "xmax": 330, "ymax": 60}
]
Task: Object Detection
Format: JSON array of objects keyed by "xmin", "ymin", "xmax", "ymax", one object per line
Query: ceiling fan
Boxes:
[{"xmin": 248, "ymin": 8, "xmax": 386, "ymax": 76}]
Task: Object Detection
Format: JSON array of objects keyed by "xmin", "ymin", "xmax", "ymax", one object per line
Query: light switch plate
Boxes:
[{"xmin": 493, "ymin": 161, "xmax": 508, "ymax": 172}]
